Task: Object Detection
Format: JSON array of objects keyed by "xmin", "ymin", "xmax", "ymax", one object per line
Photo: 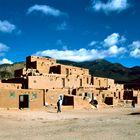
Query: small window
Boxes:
[
  {"xmin": 32, "ymin": 92, "xmax": 37, "ymax": 99},
  {"xmin": 80, "ymin": 79, "xmax": 82, "ymax": 86},
  {"xmin": 33, "ymin": 80, "xmax": 37, "ymax": 83},
  {"xmin": 9, "ymin": 92, "xmax": 16, "ymax": 98},
  {"xmin": 99, "ymin": 80, "xmax": 101, "ymax": 86},
  {"xmin": 114, "ymin": 92, "xmax": 116, "ymax": 97},
  {"xmin": 66, "ymin": 68, "xmax": 69, "ymax": 75}
]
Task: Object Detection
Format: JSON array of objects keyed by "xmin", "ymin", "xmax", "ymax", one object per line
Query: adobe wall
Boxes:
[
  {"xmin": 50, "ymin": 64, "xmax": 89, "ymax": 75},
  {"xmin": 26, "ymin": 56, "xmax": 56, "ymax": 63},
  {"xmin": 28, "ymin": 75, "xmax": 66, "ymax": 89},
  {"xmin": 133, "ymin": 90, "xmax": 140, "ymax": 104},
  {"xmin": 64, "ymin": 75, "xmax": 80, "ymax": 88},
  {"xmin": 78, "ymin": 88, "xmax": 121, "ymax": 106},
  {"xmin": 45, "ymin": 89, "xmax": 69, "ymax": 106},
  {"xmin": 60, "ymin": 65, "xmax": 89, "ymax": 75},
  {"xmin": 26, "ymin": 56, "xmax": 56, "ymax": 71},
  {"xmin": 45, "ymin": 89, "xmax": 92, "ymax": 109},
  {"xmin": 0, "ymin": 89, "xmax": 44, "ymax": 109},
  {"xmin": 0, "ymin": 82, "xmax": 22, "ymax": 89},
  {"xmin": 15, "ymin": 68, "xmax": 41, "ymax": 77},
  {"xmin": 93, "ymin": 77, "xmax": 108, "ymax": 87},
  {"xmin": 107, "ymin": 78, "xmax": 115, "ymax": 88},
  {"xmin": 93, "ymin": 77, "xmax": 115, "ymax": 89},
  {"xmin": 64, "ymin": 75, "xmax": 92, "ymax": 89},
  {"xmin": 28, "ymin": 74, "xmax": 93, "ymax": 90},
  {"xmin": 2, "ymin": 78, "xmax": 28, "ymax": 89},
  {"xmin": 34, "ymin": 61, "xmax": 50, "ymax": 73},
  {"xmin": 73, "ymin": 96, "xmax": 91, "ymax": 109}
]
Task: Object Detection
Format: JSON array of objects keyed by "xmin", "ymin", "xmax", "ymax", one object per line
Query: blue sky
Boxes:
[{"xmin": 0, "ymin": 0, "xmax": 139, "ymax": 67}]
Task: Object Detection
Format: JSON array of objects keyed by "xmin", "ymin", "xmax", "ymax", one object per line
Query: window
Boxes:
[
  {"xmin": 85, "ymin": 92, "xmax": 88, "ymax": 97},
  {"xmin": 33, "ymin": 80, "xmax": 37, "ymax": 83},
  {"xmin": 9, "ymin": 92, "xmax": 16, "ymax": 98},
  {"xmin": 32, "ymin": 92, "xmax": 37, "ymax": 99},
  {"xmin": 62, "ymin": 78, "xmax": 65, "ymax": 87},
  {"xmin": 66, "ymin": 68, "xmax": 69, "ymax": 75},
  {"xmin": 80, "ymin": 79, "xmax": 82, "ymax": 86},
  {"xmin": 119, "ymin": 92, "xmax": 121, "ymax": 99},
  {"xmin": 99, "ymin": 80, "xmax": 101, "ymax": 86}
]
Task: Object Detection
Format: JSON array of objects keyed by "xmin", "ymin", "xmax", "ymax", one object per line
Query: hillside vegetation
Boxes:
[{"xmin": 0, "ymin": 62, "xmax": 25, "ymax": 79}]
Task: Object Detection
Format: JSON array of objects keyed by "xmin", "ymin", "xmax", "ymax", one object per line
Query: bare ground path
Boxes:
[{"xmin": 0, "ymin": 107, "xmax": 140, "ymax": 140}]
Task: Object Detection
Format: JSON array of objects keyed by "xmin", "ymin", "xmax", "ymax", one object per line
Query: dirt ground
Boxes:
[{"xmin": 0, "ymin": 106, "xmax": 140, "ymax": 140}]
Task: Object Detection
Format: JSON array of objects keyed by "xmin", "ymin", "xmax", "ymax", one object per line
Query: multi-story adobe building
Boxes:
[{"xmin": 0, "ymin": 56, "xmax": 139, "ymax": 110}]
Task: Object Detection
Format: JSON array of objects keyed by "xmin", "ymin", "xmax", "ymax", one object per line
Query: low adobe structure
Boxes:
[{"xmin": 0, "ymin": 56, "xmax": 139, "ymax": 110}]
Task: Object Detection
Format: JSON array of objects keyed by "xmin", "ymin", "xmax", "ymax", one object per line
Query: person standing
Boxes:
[
  {"xmin": 57, "ymin": 99, "xmax": 61, "ymax": 113},
  {"xmin": 132, "ymin": 100, "xmax": 135, "ymax": 108}
]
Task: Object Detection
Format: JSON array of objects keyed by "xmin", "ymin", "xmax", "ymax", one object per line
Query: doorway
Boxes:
[
  {"xmin": 105, "ymin": 97, "xmax": 113, "ymax": 105},
  {"xmin": 62, "ymin": 95, "xmax": 74, "ymax": 106},
  {"xmin": 19, "ymin": 95, "xmax": 29, "ymax": 109}
]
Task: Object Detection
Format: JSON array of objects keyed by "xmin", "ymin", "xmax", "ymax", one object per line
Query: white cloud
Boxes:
[
  {"xmin": 103, "ymin": 33, "xmax": 126, "ymax": 47},
  {"xmin": 27, "ymin": 4, "xmax": 66, "ymax": 17},
  {"xmin": 0, "ymin": 43, "xmax": 9, "ymax": 52},
  {"xmin": 35, "ymin": 48, "xmax": 104, "ymax": 62},
  {"xmin": 34, "ymin": 46, "xmax": 127, "ymax": 62},
  {"xmin": 130, "ymin": 41, "xmax": 140, "ymax": 58},
  {"xmin": 107, "ymin": 45, "xmax": 126, "ymax": 56},
  {"xmin": 0, "ymin": 58, "xmax": 13, "ymax": 64},
  {"xmin": 0, "ymin": 20, "xmax": 16, "ymax": 33},
  {"xmin": 88, "ymin": 41, "xmax": 97, "ymax": 46},
  {"xmin": 104, "ymin": 33, "xmax": 120, "ymax": 46},
  {"xmin": 130, "ymin": 49, "xmax": 140, "ymax": 58},
  {"xmin": 103, "ymin": 33, "xmax": 127, "ymax": 56},
  {"xmin": 130, "ymin": 41, "xmax": 140, "ymax": 49},
  {"xmin": 34, "ymin": 33, "xmax": 132, "ymax": 62},
  {"xmin": 91, "ymin": 0, "xmax": 130, "ymax": 14},
  {"xmin": 120, "ymin": 36, "xmax": 126, "ymax": 43}
]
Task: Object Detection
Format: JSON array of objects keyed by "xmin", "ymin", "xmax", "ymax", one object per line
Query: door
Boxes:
[{"xmin": 19, "ymin": 95, "xmax": 29, "ymax": 109}]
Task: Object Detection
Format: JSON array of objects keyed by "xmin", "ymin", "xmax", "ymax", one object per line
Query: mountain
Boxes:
[
  {"xmin": 0, "ymin": 59, "xmax": 140, "ymax": 86},
  {"xmin": 0, "ymin": 62, "xmax": 25, "ymax": 79}
]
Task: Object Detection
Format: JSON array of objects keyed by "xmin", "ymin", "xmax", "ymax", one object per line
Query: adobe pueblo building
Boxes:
[{"xmin": 0, "ymin": 56, "xmax": 140, "ymax": 110}]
